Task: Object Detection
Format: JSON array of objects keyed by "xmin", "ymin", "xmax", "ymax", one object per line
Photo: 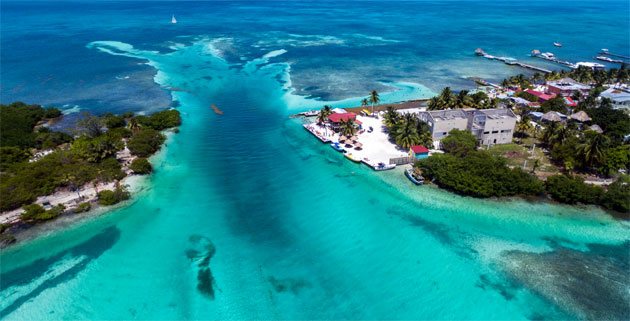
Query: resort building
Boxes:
[
  {"xmin": 418, "ymin": 108, "xmax": 517, "ymax": 146},
  {"xmin": 546, "ymin": 78, "xmax": 591, "ymax": 97},
  {"xmin": 327, "ymin": 112, "xmax": 361, "ymax": 132},
  {"xmin": 418, "ymin": 109, "xmax": 469, "ymax": 141},
  {"xmin": 599, "ymin": 87, "xmax": 630, "ymax": 110},
  {"xmin": 465, "ymin": 108, "xmax": 517, "ymax": 145}
]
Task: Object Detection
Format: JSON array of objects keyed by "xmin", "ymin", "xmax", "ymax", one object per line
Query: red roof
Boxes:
[
  {"xmin": 328, "ymin": 112, "xmax": 356, "ymax": 123},
  {"xmin": 410, "ymin": 145, "xmax": 429, "ymax": 154},
  {"xmin": 563, "ymin": 97, "xmax": 577, "ymax": 107},
  {"xmin": 525, "ymin": 89, "xmax": 555, "ymax": 101}
]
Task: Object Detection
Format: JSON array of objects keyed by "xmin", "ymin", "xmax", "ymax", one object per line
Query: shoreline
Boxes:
[{"xmin": 0, "ymin": 130, "xmax": 174, "ymax": 250}]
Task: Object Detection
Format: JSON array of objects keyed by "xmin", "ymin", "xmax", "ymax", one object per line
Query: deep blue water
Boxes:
[{"xmin": 1, "ymin": 1, "xmax": 629, "ymax": 320}]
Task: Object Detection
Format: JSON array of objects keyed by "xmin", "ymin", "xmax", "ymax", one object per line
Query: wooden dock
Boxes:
[
  {"xmin": 303, "ymin": 124, "xmax": 332, "ymax": 143},
  {"xmin": 475, "ymin": 49, "xmax": 551, "ymax": 74}
]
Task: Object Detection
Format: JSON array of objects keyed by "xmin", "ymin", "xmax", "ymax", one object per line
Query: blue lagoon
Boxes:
[{"xmin": 1, "ymin": 1, "xmax": 629, "ymax": 320}]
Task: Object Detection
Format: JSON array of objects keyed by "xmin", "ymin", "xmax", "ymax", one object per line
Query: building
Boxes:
[
  {"xmin": 418, "ymin": 108, "xmax": 517, "ymax": 146},
  {"xmin": 418, "ymin": 109, "xmax": 468, "ymax": 141},
  {"xmin": 327, "ymin": 112, "xmax": 361, "ymax": 132},
  {"xmin": 525, "ymin": 89, "xmax": 556, "ymax": 102},
  {"xmin": 547, "ymin": 78, "xmax": 591, "ymax": 97},
  {"xmin": 465, "ymin": 108, "xmax": 517, "ymax": 145},
  {"xmin": 599, "ymin": 87, "xmax": 630, "ymax": 110},
  {"xmin": 409, "ymin": 145, "xmax": 429, "ymax": 159}
]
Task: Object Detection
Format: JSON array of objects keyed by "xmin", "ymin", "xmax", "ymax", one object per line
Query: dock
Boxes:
[
  {"xmin": 475, "ymin": 48, "xmax": 551, "ymax": 74},
  {"xmin": 303, "ymin": 123, "xmax": 332, "ymax": 143},
  {"xmin": 600, "ymin": 50, "xmax": 630, "ymax": 61},
  {"xmin": 530, "ymin": 51, "xmax": 576, "ymax": 68}
]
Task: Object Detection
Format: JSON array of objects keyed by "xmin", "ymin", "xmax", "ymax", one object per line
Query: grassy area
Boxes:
[{"xmin": 486, "ymin": 141, "xmax": 559, "ymax": 178}]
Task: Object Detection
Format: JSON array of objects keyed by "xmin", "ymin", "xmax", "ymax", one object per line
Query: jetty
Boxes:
[
  {"xmin": 599, "ymin": 49, "xmax": 630, "ymax": 60},
  {"xmin": 530, "ymin": 50, "xmax": 576, "ymax": 68},
  {"xmin": 303, "ymin": 123, "xmax": 332, "ymax": 143},
  {"xmin": 475, "ymin": 48, "xmax": 551, "ymax": 74}
]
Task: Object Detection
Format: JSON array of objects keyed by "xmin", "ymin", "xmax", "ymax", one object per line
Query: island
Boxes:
[{"xmin": 0, "ymin": 102, "xmax": 181, "ymax": 246}]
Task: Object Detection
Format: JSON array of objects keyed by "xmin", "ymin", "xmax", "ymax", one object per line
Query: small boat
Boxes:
[
  {"xmin": 330, "ymin": 142, "xmax": 345, "ymax": 153},
  {"xmin": 344, "ymin": 153, "xmax": 361, "ymax": 163},
  {"xmin": 300, "ymin": 110, "xmax": 319, "ymax": 117},
  {"xmin": 540, "ymin": 52, "xmax": 556, "ymax": 60},
  {"xmin": 574, "ymin": 62, "xmax": 606, "ymax": 70},
  {"xmin": 553, "ymin": 42, "xmax": 562, "ymax": 47},
  {"xmin": 171, "ymin": 15, "xmax": 177, "ymax": 24},
  {"xmin": 210, "ymin": 104, "xmax": 223, "ymax": 115},
  {"xmin": 374, "ymin": 162, "xmax": 396, "ymax": 171},
  {"xmin": 405, "ymin": 167, "xmax": 424, "ymax": 185}
]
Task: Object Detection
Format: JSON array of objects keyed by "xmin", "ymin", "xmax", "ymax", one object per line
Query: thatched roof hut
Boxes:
[
  {"xmin": 541, "ymin": 111, "xmax": 563, "ymax": 122},
  {"xmin": 569, "ymin": 111, "xmax": 591, "ymax": 122},
  {"xmin": 589, "ymin": 124, "xmax": 604, "ymax": 134}
]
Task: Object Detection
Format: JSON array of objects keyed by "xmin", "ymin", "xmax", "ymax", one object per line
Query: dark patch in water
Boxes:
[
  {"xmin": 475, "ymin": 274, "xmax": 517, "ymax": 301},
  {"xmin": 0, "ymin": 227, "xmax": 121, "ymax": 316},
  {"xmin": 268, "ymin": 276, "xmax": 311, "ymax": 295},
  {"xmin": 501, "ymin": 245, "xmax": 630, "ymax": 320},
  {"xmin": 186, "ymin": 235, "xmax": 217, "ymax": 299}
]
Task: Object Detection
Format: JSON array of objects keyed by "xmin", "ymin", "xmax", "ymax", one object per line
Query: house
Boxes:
[
  {"xmin": 418, "ymin": 108, "xmax": 517, "ymax": 146},
  {"xmin": 327, "ymin": 112, "xmax": 361, "ymax": 132},
  {"xmin": 465, "ymin": 108, "xmax": 517, "ymax": 145},
  {"xmin": 418, "ymin": 109, "xmax": 469, "ymax": 140},
  {"xmin": 547, "ymin": 78, "xmax": 591, "ymax": 97},
  {"xmin": 525, "ymin": 89, "xmax": 556, "ymax": 102},
  {"xmin": 410, "ymin": 145, "xmax": 429, "ymax": 159},
  {"xmin": 599, "ymin": 87, "xmax": 630, "ymax": 110}
]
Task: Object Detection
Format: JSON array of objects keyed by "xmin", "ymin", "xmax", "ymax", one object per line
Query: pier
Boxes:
[
  {"xmin": 599, "ymin": 50, "xmax": 630, "ymax": 61},
  {"xmin": 475, "ymin": 48, "xmax": 551, "ymax": 74},
  {"xmin": 530, "ymin": 50, "xmax": 576, "ymax": 68}
]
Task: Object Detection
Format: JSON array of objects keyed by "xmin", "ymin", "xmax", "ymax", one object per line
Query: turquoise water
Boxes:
[{"xmin": 2, "ymin": 1, "xmax": 630, "ymax": 320}]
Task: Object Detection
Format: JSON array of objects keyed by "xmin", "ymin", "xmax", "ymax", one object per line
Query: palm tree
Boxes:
[
  {"xmin": 340, "ymin": 119, "xmax": 357, "ymax": 136},
  {"xmin": 383, "ymin": 106, "xmax": 399, "ymax": 128},
  {"xmin": 531, "ymin": 159, "xmax": 540, "ymax": 174},
  {"xmin": 361, "ymin": 98, "xmax": 369, "ymax": 111},
  {"xmin": 128, "ymin": 117, "xmax": 141, "ymax": 134},
  {"xmin": 427, "ymin": 96, "xmax": 441, "ymax": 110},
  {"xmin": 368, "ymin": 90, "xmax": 380, "ymax": 115},
  {"xmin": 516, "ymin": 117, "xmax": 533, "ymax": 139},
  {"xmin": 439, "ymin": 87, "xmax": 455, "ymax": 108},
  {"xmin": 578, "ymin": 132, "xmax": 610, "ymax": 168},
  {"xmin": 551, "ymin": 125, "xmax": 573, "ymax": 145},
  {"xmin": 395, "ymin": 123, "xmax": 420, "ymax": 149}
]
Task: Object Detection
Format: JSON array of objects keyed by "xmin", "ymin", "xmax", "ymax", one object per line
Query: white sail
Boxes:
[{"xmin": 171, "ymin": 15, "xmax": 177, "ymax": 24}]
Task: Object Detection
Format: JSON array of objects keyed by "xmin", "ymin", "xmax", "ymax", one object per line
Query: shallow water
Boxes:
[{"xmin": 1, "ymin": 1, "xmax": 630, "ymax": 320}]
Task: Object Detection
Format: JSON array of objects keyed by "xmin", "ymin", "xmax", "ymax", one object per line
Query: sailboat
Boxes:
[{"xmin": 171, "ymin": 14, "xmax": 177, "ymax": 24}]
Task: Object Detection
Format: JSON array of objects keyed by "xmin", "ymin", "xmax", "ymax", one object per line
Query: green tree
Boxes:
[
  {"xmin": 578, "ymin": 131, "xmax": 610, "ymax": 169},
  {"xmin": 130, "ymin": 158, "xmax": 152, "ymax": 174},
  {"xmin": 127, "ymin": 129, "xmax": 165, "ymax": 157},
  {"xmin": 441, "ymin": 129, "xmax": 477, "ymax": 156},
  {"xmin": 368, "ymin": 90, "xmax": 380, "ymax": 114},
  {"xmin": 339, "ymin": 119, "xmax": 357, "ymax": 137}
]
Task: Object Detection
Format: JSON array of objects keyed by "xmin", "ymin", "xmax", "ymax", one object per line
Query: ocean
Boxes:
[{"xmin": 1, "ymin": 1, "xmax": 629, "ymax": 319}]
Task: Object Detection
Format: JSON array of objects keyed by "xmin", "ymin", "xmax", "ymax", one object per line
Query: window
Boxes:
[
  {"xmin": 483, "ymin": 131, "xmax": 490, "ymax": 134},
  {"xmin": 491, "ymin": 130, "xmax": 498, "ymax": 134}
]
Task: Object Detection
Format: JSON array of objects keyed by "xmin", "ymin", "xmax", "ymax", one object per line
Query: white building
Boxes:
[{"xmin": 599, "ymin": 87, "xmax": 630, "ymax": 110}]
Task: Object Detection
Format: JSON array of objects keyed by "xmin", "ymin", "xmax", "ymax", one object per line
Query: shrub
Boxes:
[
  {"xmin": 544, "ymin": 175, "xmax": 604, "ymax": 205},
  {"xmin": 103, "ymin": 114, "xmax": 126, "ymax": 129},
  {"xmin": 75, "ymin": 202, "xmax": 92, "ymax": 213},
  {"xmin": 20, "ymin": 204, "xmax": 65, "ymax": 222},
  {"xmin": 127, "ymin": 129, "xmax": 165, "ymax": 157},
  {"xmin": 130, "ymin": 158, "xmax": 152, "ymax": 174},
  {"xmin": 601, "ymin": 176, "xmax": 630, "ymax": 213},
  {"xmin": 97, "ymin": 187, "xmax": 130, "ymax": 206},
  {"xmin": 417, "ymin": 151, "xmax": 543, "ymax": 198}
]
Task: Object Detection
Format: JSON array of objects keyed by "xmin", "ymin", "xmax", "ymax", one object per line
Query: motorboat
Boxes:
[
  {"xmin": 373, "ymin": 162, "xmax": 396, "ymax": 171},
  {"xmin": 405, "ymin": 167, "xmax": 424, "ymax": 185},
  {"xmin": 553, "ymin": 42, "xmax": 562, "ymax": 47},
  {"xmin": 171, "ymin": 15, "xmax": 177, "ymax": 24},
  {"xmin": 330, "ymin": 142, "xmax": 345, "ymax": 153}
]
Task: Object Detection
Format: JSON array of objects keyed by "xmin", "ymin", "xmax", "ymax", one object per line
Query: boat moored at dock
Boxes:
[
  {"xmin": 344, "ymin": 153, "xmax": 361, "ymax": 163},
  {"xmin": 331, "ymin": 142, "xmax": 346, "ymax": 153}
]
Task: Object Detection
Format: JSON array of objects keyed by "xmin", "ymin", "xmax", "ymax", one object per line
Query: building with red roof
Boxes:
[
  {"xmin": 410, "ymin": 145, "xmax": 430, "ymax": 159},
  {"xmin": 525, "ymin": 89, "xmax": 556, "ymax": 102},
  {"xmin": 327, "ymin": 112, "xmax": 361, "ymax": 132}
]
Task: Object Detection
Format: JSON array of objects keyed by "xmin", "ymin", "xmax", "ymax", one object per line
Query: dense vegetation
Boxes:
[
  {"xmin": 97, "ymin": 187, "xmax": 131, "ymax": 206},
  {"xmin": 417, "ymin": 128, "xmax": 629, "ymax": 215},
  {"xmin": 0, "ymin": 103, "xmax": 180, "ymax": 212},
  {"xmin": 130, "ymin": 158, "xmax": 152, "ymax": 174},
  {"xmin": 417, "ymin": 130, "xmax": 543, "ymax": 198}
]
